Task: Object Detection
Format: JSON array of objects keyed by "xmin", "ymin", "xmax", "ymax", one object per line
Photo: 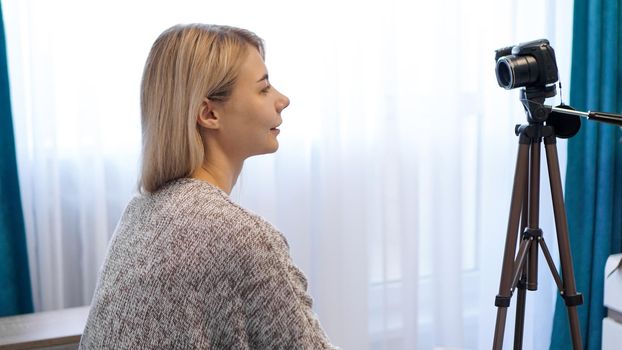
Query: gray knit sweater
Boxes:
[{"xmin": 80, "ymin": 178, "xmax": 337, "ymax": 349}]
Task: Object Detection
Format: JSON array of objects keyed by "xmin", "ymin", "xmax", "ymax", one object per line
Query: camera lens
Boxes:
[
  {"xmin": 496, "ymin": 55, "xmax": 538, "ymax": 89},
  {"xmin": 496, "ymin": 61, "xmax": 513, "ymax": 88}
]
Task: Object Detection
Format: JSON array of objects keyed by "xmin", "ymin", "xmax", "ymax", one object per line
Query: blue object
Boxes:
[
  {"xmin": 0, "ymin": 2, "xmax": 34, "ymax": 317},
  {"xmin": 550, "ymin": 0, "xmax": 622, "ymax": 348}
]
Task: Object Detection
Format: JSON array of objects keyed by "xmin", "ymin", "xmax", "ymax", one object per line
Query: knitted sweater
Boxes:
[{"xmin": 80, "ymin": 178, "xmax": 337, "ymax": 349}]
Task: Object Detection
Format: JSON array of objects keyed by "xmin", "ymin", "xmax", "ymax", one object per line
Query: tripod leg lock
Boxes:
[
  {"xmin": 517, "ymin": 278, "xmax": 527, "ymax": 290},
  {"xmin": 562, "ymin": 292, "xmax": 584, "ymax": 307},
  {"xmin": 495, "ymin": 295, "xmax": 512, "ymax": 307}
]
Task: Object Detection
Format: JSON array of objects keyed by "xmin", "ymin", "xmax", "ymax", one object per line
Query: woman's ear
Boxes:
[{"xmin": 197, "ymin": 98, "xmax": 220, "ymax": 130}]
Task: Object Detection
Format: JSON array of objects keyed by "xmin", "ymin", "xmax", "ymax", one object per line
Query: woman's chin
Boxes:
[
  {"xmin": 250, "ymin": 142, "xmax": 279, "ymax": 157},
  {"xmin": 268, "ymin": 142, "xmax": 279, "ymax": 153}
]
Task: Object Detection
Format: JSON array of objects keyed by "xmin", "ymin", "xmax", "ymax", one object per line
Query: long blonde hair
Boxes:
[{"xmin": 139, "ymin": 24, "xmax": 264, "ymax": 193}]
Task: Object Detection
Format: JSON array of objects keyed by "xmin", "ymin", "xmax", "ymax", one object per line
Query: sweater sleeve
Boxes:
[{"xmin": 235, "ymin": 227, "xmax": 338, "ymax": 350}]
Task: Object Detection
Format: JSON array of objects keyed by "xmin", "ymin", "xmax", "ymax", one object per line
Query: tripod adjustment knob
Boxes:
[{"xmin": 522, "ymin": 228, "xmax": 543, "ymax": 239}]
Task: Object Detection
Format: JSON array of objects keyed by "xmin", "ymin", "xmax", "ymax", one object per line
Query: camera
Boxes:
[{"xmin": 495, "ymin": 39, "xmax": 559, "ymax": 89}]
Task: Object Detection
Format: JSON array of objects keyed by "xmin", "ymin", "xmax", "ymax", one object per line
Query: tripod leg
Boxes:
[
  {"xmin": 514, "ymin": 137, "xmax": 544, "ymax": 349},
  {"xmin": 514, "ymin": 171, "xmax": 530, "ymax": 350},
  {"xmin": 514, "ymin": 275, "xmax": 526, "ymax": 350},
  {"xmin": 527, "ymin": 141, "xmax": 541, "ymax": 292},
  {"xmin": 544, "ymin": 139, "xmax": 583, "ymax": 350},
  {"xmin": 493, "ymin": 142, "xmax": 530, "ymax": 350}
]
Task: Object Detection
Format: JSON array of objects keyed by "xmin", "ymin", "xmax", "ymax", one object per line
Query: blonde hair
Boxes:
[{"xmin": 139, "ymin": 24, "xmax": 264, "ymax": 193}]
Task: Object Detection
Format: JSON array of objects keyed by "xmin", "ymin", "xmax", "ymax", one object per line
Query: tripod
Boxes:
[{"xmin": 492, "ymin": 87, "xmax": 584, "ymax": 349}]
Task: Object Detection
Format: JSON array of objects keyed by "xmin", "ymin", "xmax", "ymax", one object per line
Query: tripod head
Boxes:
[
  {"xmin": 518, "ymin": 85, "xmax": 622, "ymax": 139},
  {"xmin": 520, "ymin": 85, "xmax": 557, "ymax": 124},
  {"xmin": 518, "ymin": 85, "xmax": 582, "ymax": 139}
]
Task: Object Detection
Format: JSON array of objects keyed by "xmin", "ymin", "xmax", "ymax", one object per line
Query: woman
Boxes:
[{"xmin": 80, "ymin": 24, "xmax": 337, "ymax": 349}]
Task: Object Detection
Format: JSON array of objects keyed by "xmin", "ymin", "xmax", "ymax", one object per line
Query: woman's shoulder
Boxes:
[
  {"xmin": 108, "ymin": 178, "xmax": 290, "ymax": 274},
  {"xmin": 128, "ymin": 177, "xmax": 237, "ymax": 218},
  {"xmin": 125, "ymin": 177, "xmax": 285, "ymax": 246}
]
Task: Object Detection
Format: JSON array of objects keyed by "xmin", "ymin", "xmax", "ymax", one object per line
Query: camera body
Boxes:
[{"xmin": 495, "ymin": 39, "xmax": 559, "ymax": 90}]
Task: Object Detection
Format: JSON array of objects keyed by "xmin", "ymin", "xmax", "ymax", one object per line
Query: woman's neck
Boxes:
[{"xmin": 192, "ymin": 152, "xmax": 243, "ymax": 195}]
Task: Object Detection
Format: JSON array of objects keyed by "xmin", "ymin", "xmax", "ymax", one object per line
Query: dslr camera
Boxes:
[{"xmin": 495, "ymin": 39, "xmax": 559, "ymax": 90}]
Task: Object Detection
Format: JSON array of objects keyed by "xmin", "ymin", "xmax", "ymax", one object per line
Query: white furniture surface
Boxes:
[
  {"xmin": 0, "ymin": 306, "xmax": 89, "ymax": 350},
  {"xmin": 603, "ymin": 253, "xmax": 622, "ymax": 350}
]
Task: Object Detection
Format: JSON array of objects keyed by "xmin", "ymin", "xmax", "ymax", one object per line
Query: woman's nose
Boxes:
[{"xmin": 276, "ymin": 90, "xmax": 290, "ymax": 113}]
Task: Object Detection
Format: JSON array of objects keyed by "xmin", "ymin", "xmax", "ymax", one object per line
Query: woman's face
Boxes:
[{"xmin": 214, "ymin": 46, "xmax": 290, "ymax": 160}]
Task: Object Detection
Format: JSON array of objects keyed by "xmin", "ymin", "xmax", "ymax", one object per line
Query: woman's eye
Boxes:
[{"xmin": 261, "ymin": 85, "xmax": 271, "ymax": 94}]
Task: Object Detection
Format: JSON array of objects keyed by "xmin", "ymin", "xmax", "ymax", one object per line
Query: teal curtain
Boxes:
[
  {"xmin": 0, "ymin": 2, "xmax": 34, "ymax": 316},
  {"xmin": 550, "ymin": 0, "xmax": 622, "ymax": 348}
]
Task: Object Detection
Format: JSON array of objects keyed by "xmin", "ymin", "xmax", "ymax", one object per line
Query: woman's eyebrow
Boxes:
[{"xmin": 256, "ymin": 73, "xmax": 269, "ymax": 83}]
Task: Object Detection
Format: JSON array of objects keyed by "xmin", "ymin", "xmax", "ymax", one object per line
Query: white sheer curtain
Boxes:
[{"xmin": 4, "ymin": 0, "xmax": 573, "ymax": 348}]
